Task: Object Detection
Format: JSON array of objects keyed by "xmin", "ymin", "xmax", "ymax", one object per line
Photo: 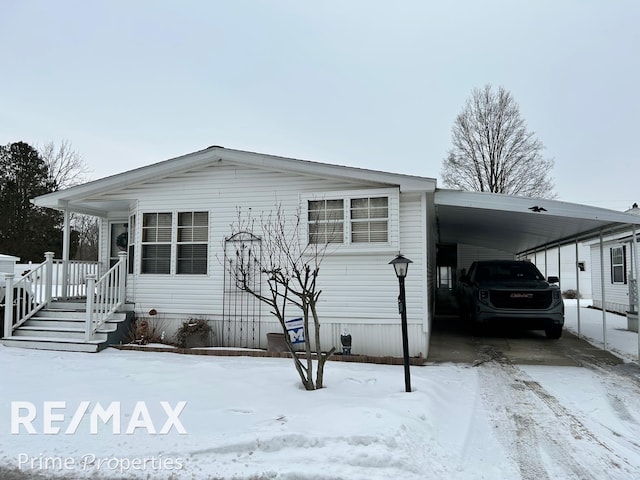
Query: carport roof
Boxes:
[{"xmin": 435, "ymin": 190, "xmax": 640, "ymax": 255}]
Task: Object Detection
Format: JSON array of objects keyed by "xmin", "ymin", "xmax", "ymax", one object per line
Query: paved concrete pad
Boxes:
[{"xmin": 428, "ymin": 314, "xmax": 624, "ymax": 367}]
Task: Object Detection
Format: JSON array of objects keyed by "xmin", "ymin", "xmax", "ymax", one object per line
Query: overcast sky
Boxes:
[{"xmin": 1, "ymin": 1, "xmax": 638, "ymax": 211}]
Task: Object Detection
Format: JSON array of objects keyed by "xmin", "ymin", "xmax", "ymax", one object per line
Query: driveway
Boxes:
[
  {"xmin": 428, "ymin": 313, "xmax": 640, "ymax": 479},
  {"xmin": 428, "ymin": 313, "xmax": 624, "ymax": 367}
]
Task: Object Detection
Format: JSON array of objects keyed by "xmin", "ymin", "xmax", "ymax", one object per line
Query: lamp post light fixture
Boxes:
[{"xmin": 389, "ymin": 253, "xmax": 413, "ymax": 393}]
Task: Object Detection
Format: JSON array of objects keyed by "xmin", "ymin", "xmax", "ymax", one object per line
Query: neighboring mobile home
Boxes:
[
  {"xmin": 589, "ymin": 203, "xmax": 640, "ymax": 316},
  {"xmin": 4, "ymin": 147, "xmax": 640, "ymax": 357}
]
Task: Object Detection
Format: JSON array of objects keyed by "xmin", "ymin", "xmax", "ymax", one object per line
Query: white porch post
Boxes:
[
  {"xmin": 118, "ymin": 251, "xmax": 127, "ymax": 305},
  {"xmin": 61, "ymin": 203, "xmax": 71, "ymax": 299},
  {"xmin": 85, "ymin": 274, "xmax": 96, "ymax": 341},
  {"xmin": 3, "ymin": 273, "xmax": 14, "ymax": 338},
  {"xmin": 44, "ymin": 251, "xmax": 54, "ymax": 303}
]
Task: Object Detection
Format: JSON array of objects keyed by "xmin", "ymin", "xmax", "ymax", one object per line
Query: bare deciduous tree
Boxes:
[
  {"xmin": 441, "ymin": 84, "xmax": 556, "ymax": 198},
  {"xmin": 226, "ymin": 205, "xmax": 336, "ymax": 390},
  {"xmin": 73, "ymin": 214, "xmax": 99, "ymax": 260},
  {"xmin": 40, "ymin": 140, "xmax": 90, "ymax": 189},
  {"xmin": 40, "ymin": 140, "xmax": 97, "ymax": 260}
]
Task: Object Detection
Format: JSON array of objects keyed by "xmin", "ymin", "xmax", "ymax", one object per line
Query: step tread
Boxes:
[
  {"xmin": 33, "ymin": 315, "xmax": 126, "ymax": 322},
  {"xmin": 2, "ymin": 335, "xmax": 104, "ymax": 345},
  {"xmin": 18, "ymin": 325, "xmax": 116, "ymax": 333}
]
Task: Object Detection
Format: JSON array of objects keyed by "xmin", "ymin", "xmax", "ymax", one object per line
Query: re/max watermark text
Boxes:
[
  {"xmin": 10, "ymin": 401, "xmax": 187, "ymax": 435},
  {"xmin": 18, "ymin": 453, "xmax": 185, "ymax": 474}
]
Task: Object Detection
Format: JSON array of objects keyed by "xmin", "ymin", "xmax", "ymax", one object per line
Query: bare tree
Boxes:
[
  {"xmin": 73, "ymin": 214, "xmax": 99, "ymax": 260},
  {"xmin": 226, "ymin": 205, "xmax": 336, "ymax": 390},
  {"xmin": 441, "ymin": 84, "xmax": 556, "ymax": 198},
  {"xmin": 39, "ymin": 140, "xmax": 97, "ymax": 260},
  {"xmin": 40, "ymin": 140, "xmax": 90, "ymax": 189}
]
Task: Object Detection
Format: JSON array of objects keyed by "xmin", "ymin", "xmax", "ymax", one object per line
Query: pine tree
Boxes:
[{"xmin": 0, "ymin": 142, "xmax": 63, "ymax": 262}]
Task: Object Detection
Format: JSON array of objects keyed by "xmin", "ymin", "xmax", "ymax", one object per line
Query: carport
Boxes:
[{"xmin": 433, "ymin": 189, "xmax": 640, "ymax": 360}]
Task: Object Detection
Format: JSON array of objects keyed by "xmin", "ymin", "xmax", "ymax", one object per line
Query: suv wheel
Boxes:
[{"xmin": 545, "ymin": 325, "xmax": 563, "ymax": 339}]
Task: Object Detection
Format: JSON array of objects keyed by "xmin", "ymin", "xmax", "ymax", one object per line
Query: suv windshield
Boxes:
[{"xmin": 474, "ymin": 262, "xmax": 544, "ymax": 282}]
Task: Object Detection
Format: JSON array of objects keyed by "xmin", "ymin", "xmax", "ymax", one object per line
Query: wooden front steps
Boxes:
[{"xmin": 1, "ymin": 300, "xmax": 134, "ymax": 353}]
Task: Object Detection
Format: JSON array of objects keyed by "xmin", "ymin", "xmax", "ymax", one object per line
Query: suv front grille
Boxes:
[{"xmin": 489, "ymin": 290, "xmax": 553, "ymax": 309}]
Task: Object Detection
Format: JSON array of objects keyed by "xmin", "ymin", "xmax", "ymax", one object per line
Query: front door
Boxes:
[{"xmin": 109, "ymin": 222, "xmax": 129, "ymax": 268}]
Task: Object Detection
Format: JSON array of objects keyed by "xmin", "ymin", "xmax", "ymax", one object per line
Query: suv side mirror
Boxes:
[{"xmin": 547, "ymin": 276, "xmax": 560, "ymax": 284}]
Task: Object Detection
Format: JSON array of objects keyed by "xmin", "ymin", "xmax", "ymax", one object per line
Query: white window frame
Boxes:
[
  {"xmin": 139, "ymin": 211, "xmax": 210, "ymax": 275},
  {"xmin": 302, "ymin": 188, "xmax": 399, "ymax": 253},
  {"xmin": 141, "ymin": 212, "xmax": 173, "ymax": 275},
  {"xmin": 610, "ymin": 245, "xmax": 626, "ymax": 284},
  {"xmin": 177, "ymin": 211, "xmax": 209, "ymax": 275}
]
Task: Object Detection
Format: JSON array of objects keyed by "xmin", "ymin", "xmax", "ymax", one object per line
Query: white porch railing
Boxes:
[
  {"xmin": 3, "ymin": 252, "xmax": 125, "ymax": 342},
  {"xmin": 2, "ymin": 252, "xmax": 56, "ymax": 336},
  {"xmin": 85, "ymin": 252, "xmax": 127, "ymax": 341}
]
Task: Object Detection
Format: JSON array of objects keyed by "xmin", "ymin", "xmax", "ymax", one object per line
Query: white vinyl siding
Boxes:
[
  {"xmin": 96, "ymin": 163, "xmax": 427, "ymax": 356},
  {"xmin": 591, "ymin": 241, "xmax": 632, "ymax": 314}
]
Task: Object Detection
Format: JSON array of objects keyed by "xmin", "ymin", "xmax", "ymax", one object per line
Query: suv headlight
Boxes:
[{"xmin": 479, "ymin": 289, "xmax": 489, "ymax": 302}]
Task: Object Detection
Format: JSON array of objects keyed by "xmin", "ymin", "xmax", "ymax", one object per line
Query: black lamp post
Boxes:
[{"xmin": 389, "ymin": 253, "xmax": 413, "ymax": 393}]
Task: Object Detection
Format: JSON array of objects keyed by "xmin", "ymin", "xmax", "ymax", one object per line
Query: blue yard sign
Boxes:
[{"xmin": 285, "ymin": 317, "xmax": 305, "ymax": 344}]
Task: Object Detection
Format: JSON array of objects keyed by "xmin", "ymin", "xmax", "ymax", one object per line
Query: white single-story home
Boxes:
[{"xmin": 3, "ymin": 146, "xmax": 640, "ymax": 356}]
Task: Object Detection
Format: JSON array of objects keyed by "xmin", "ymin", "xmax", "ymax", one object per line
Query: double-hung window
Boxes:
[
  {"xmin": 141, "ymin": 211, "xmax": 209, "ymax": 274},
  {"xmin": 308, "ymin": 199, "xmax": 344, "ymax": 244},
  {"xmin": 177, "ymin": 212, "xmax": 208, "ymax": 274},
  {"xmin": 142, "ymin": 213, "xmax": 172, "ymax": 274},
  {"xmin": 307, "ymin": 191, "xmax": 394, "ymax": 247},
  {"xmin": 350, "ymin": 197, "xmax": 388, "ymax": 243},
  {"xmin": 610, "ymin": 246, "xmax": 626, "ymax": 284}
]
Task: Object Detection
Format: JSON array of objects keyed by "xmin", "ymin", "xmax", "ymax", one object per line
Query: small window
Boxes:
[
  {"xmin": 610, "ymin": 246, "xmax": 626, "ymax": 284},
  {"xmin": 128, "ymin": 214, "xmax": 136, "ymax": 274},
  {"xmin": 308, "ymin": 199, "xmax": 344, "ymax": 244},
  {"xmin": 350, "ymin": 197, "xmax": 388, "ymax": 243},
  {"xmin": 141, "ymin": 213, "xmax": 172, "ymax": 274},
  {"xmin": 177, "ymin": 212, "xmax": 208, "ymax": 274}
]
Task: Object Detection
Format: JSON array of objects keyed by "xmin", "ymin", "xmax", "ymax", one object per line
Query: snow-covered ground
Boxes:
[{"xmin": 1, "ymin": 301, "xmax": 640, "ymax": 479}]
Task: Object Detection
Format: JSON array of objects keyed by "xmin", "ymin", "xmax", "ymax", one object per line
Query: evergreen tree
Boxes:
[{"xmin": 0, "ymin": 142, "xmax": 63, "ymax": 262}]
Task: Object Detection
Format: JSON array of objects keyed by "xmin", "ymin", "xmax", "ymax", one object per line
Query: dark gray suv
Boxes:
[{"xmin": 458, "ymin": 260, "xmax": 564, "ymax": 338}]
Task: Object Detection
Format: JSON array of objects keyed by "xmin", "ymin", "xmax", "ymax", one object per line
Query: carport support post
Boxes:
[
  {"xmin": 557, "ymin": 242, "xmax": 561, "ymax": 290},
  {"xmin": 632, "ymin": 225, "xmax": 640, "ymax": 362},
  {"xmin": 575, "ymin": 240, "xmax": 581, "ymax": 337},
  {"xmin": 599, "ymin": 231, "xmax": 607, "ymax": 350}
]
